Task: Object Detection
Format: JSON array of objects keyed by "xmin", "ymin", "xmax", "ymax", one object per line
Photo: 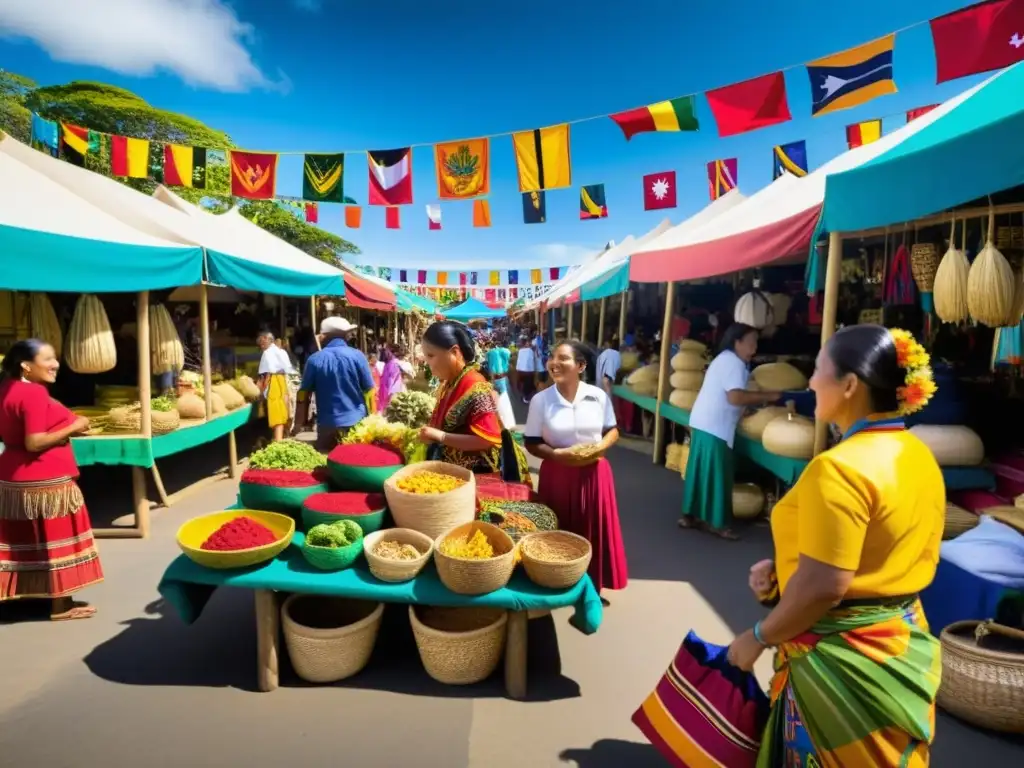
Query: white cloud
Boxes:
[
  {"xmin": 0, "ymin": 0, "xmax": 285, "ymax": 92},
  {"xmin": 529, "ymin": 242, "xmax": 602, "ymax": 266}
]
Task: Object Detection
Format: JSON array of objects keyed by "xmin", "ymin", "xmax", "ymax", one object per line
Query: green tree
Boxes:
[{"xmin": 1, "ymin": 75, "xmax": 358, "ymax": 264}]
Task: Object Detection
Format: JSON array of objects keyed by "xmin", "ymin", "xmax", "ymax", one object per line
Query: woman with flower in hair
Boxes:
[{"xmin": 726, "ymin": 325, "xmax": 943, "ymax": 766}]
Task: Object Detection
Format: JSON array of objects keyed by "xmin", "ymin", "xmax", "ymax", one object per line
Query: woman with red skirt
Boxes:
[
  {"xmin": 523, "ymin": 341, "xmax": 628, "ymax": 596},
  {"xmin": 0, "ymin": 339, "xmax": 103, "ymax": 620}
]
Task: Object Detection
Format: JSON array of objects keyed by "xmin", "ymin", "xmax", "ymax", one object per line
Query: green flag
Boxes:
[{"xmin": 303, "ymin": 152, "xmax": 345, "ymax": 202}]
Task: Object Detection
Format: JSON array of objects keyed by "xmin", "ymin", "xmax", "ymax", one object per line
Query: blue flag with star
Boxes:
[{"xmin": 807, "ymin": 35, "xmax": 896, "ymax": 117}]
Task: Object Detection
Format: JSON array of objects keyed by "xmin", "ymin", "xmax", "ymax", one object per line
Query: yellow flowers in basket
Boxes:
[
  {"xmin": 439, "ymin": 529, "xmax": 494, "ymax": 559},
  {"xmin": 396, "ymin": 470, "xmax": 467, "ymax": 495}
]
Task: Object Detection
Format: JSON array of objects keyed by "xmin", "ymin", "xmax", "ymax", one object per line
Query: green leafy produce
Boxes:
[
  {"xmin": 385, "ymin": 391, "xmax": 436, "ymax": 429},
  {"xmin": 151, "ymin": 395, "xmax": 176, "ymax": 412},
  {"xmin": 249, "ymin": 439, "xmax": 327, "ymax": 471},
  {"xmin": 306, "ymin": 520, "xmax": 362, "ymax": 548}
]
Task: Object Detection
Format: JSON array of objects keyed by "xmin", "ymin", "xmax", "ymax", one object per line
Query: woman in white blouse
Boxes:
[{"xmin": 524, "ymin": 341, "xmax": 628, "ymax": 596}]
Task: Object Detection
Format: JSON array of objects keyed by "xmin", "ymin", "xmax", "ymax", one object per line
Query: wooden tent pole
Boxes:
[
  {"xmin": 567, "ymin": 303, "xmax": 575, "ymax": 339},
  {"xmin": 310, "ymin": 296, "xmax": 321, "ymax": 350},
  {"xmin": 200, "ymin": 283, "xmax": 213, "ymax": 420},
  {"xmin": 581, "ymin": 300, "xmax": 589, "ymax": 343},
  {"xmin": 652, "ymin": 282, "xmax": 676, "ymax": 464},
  {"xmin": 812, "ymin": 232, "xmax": 843, "ymax": 456},
  {"xmin": 618, "ymin": 290, "xmax": 629, "ymax": 343},
  {"xmin": 598, "ymin": 297, "xmax": 607, "ymax": 344},
  {"xmin": 279, "ymin": 295, "xmax": 286, "ymax": 339},
  {"xmin": 135, "ymin": 290, "xmax": 152, "ymax": 538}
]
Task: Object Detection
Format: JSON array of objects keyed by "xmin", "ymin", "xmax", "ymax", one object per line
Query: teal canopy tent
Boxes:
[
  {"xmin": 396, "ymin": 288, "xmax": 438, "ymax": 314},
  {"xmin": 441, "ymin": 297, "xmax": 507, "ymax": 321}
]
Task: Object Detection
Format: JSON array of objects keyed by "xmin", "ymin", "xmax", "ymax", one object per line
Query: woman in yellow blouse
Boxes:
[{"xmin": 727, "ymin": 325, "xmax": 943, "ymax": 767}]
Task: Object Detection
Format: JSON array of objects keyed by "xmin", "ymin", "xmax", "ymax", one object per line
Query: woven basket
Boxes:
[
  {"xmin": 106, "ymin": 404, "xmax": 180, "ymax": 435},
  {"xmin": 363, "ymin": 528, "xmax": 433, "ymax": 583},
  {"xmin": 910, "ymin": 243, "xmax": 938, "ymax": 292},
  {"xmin": 938, "ymin": 620, "xmax": 1024, "ymax": 733},
  {"xmin": 409, "ymin": 605, "xmax": 507, "ymax": 685},
  {"xmin": 943, "ymin": 503, "xmax": 980, "ymax": 540},
  {"xmin": 519, "ymin": 531, "xmax": 592, "ymax": 590},
  {"xmin": 384, "ymin": 461, "xmax": 477, "ymax": 539},
  {"xmin": 434, "ymin": 521, "xmax": 515, "ymax": 596},
  {"xmin": 995, "ymin": 225, "xmax": 1023, "ymax": 250},
  {"xmin": 282, "ymin": 595, "xmax": 384, "ymax": 683},
  {"xmin": 301, "ymin": 536, "xmax": 364, "ymax": 571}
]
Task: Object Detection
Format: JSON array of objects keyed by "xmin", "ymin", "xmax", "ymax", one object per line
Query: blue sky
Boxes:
[{"xmin": 0, "ymin": 0, "xmax": 988, "ymax": 271}]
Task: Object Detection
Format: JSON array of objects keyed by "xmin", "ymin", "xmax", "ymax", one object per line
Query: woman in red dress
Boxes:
[{"xmin": 0, "ymin": 339, "xmax": 103, "ymax": 620}]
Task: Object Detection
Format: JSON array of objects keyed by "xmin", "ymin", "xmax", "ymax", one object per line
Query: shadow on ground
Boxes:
[
  {"xmin": 83, "ymin": 594, "xmax": 580, "ymax": 702},
  {"xmin": 559, "ymin": 739, "xmax": 664, "ymax": 767}
]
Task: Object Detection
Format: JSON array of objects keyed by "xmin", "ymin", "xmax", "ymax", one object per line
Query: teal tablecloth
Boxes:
[
  {"xmin": 611, "ymin": 385, "xmax": 658, "ymax": 414},
  {"xmin": 158, "ymin": 531, "xmax": 604, "ymax": 634},
  {"xmin": 72, "ymin": 404, "xmax": 253, "ymax": 468}
]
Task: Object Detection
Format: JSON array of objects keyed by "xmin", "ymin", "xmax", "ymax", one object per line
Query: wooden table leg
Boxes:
[
  {"xmin": 255, "ymin": 589, "xmax": 280, "ymax": 692},
  {"xmin": 133, "ymin": 465, "xmax": 150, "ymax": 538},
  {"xmin": 228, "ymin": 430, "xmax": 238, "ymax": 479},
  {"xmin": 150, "ymin": 461, "xmax": 171, "ymax": 508},
  {"xmin": 504, "ymin": 610, "xmax": 528, "ymax": 700}
]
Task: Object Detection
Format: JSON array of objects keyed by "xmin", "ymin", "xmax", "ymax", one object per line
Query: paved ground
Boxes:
[{"xmin": 1, "ymin": 421, "xmax": 1021, "ymax": 766}]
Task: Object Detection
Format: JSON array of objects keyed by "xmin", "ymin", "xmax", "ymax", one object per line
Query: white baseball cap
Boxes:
[{"xmin": 320, "ymin": 317, "xmax": 358, "ymax": 334}]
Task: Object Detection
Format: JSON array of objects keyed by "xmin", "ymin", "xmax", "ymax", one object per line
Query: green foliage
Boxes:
[
  {"xmin": 0, "ymin": 74, "xmax": 358, "ymax": 261},
  {"xmin": 150, "ymin": 395, "xmax": 176, "ymax": 412},
  {"xmin": 443, "ymin": 144, "xmax": 479, "ymax": 179},
  {"xmin": 249, "ymin": 439, "xmax": 327, "ymax": 471},
  {"xmin": 384, "ymin": 390, "xmax": 436, "ymax": 428}
]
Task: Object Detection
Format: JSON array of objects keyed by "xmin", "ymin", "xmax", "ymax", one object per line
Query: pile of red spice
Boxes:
[
  {"xmin": 240, "ymin": 468, "xmax": 325, "ymax": 487},
  {"xmin": 328, "ymin": 443, "xmax": 404, "ymax": 467},
  {"xmin": 200, "ymin": 516, "xmax": 279, "ymax": 551},
  {"xmin": 303, "ymin": 491, "xmax": 386, "ymax": 516}
]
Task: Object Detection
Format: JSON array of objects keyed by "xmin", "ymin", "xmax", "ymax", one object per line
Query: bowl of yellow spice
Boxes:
[
  {"xmin": 434, "ymin": 521, "xmax": 515, "ymax": 596},
  {"xmin": 384, "ymin": 461, "xmax": 477, "ymax": 539}
]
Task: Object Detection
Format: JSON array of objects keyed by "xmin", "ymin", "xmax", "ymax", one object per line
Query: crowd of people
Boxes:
[{"xmin": 0, "ymin": 306, "xmax": 949, "ymax": 765}]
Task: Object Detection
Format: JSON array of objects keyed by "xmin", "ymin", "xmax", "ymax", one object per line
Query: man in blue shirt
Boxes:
[{"xmin": 292, "ymin": 317, "xmax": 375, "ymax": 451}]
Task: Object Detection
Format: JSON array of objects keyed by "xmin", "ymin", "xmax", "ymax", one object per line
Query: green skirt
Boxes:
[{"xmin": 681, "ymin": 428, "xmax": 734, "ymax": 530}]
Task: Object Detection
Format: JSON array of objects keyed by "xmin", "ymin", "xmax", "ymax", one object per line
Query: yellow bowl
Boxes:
[{"xmin": 176, "ymin": 510, "xmax": 295, "ymax": 570}]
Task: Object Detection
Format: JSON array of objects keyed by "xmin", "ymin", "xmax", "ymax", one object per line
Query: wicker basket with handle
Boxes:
[
  {"xmin": 910, "ymin": 243, "xmax": 938, "ymax": 292},
  {"xmin": 383, "ymin": 461, "xmax": 476, "ymax": 539},
  {"xmin": 937, "ymin": 620, "xmax": 1024, "ymax": 733},
  {"xmin": 409, "ymin": 605, "xmax": 507, "ymax": 685},
  {"xmin": 434, "ymin": 521, "xmax": 515, "ymax": 596}
]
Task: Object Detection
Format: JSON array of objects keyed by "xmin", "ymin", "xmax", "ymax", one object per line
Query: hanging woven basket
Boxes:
[{"xmin": 910, "ymin": 243, "xmax": 938, "ymax": 292}]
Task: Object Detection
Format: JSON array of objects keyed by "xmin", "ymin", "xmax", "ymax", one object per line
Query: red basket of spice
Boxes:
[
  {"xmin": 238, "ymin": 468, "xmax": 330, "ymax": 515},
  {"xmin": 177, "ymin": 510, "xmax": 295, "ymax": 569},
  {"xmin": 301, "ymin": 491, "xmax": 388, "ymax": 534},
  {"xmin": 327, "ymin": 443, "xmax": 405, "ymax": 491}
]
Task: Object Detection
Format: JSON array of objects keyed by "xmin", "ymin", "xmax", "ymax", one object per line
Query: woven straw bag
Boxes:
[
  {"xmin": 384, "ymin": 461, "xmax": 476, "ymax": 539},
  {"xmin": 937, "ymin": 620, "xmax": 1024, "ymax": 733},
  {"xmin": 519, "ymin": 531, "xmax": 592, "ymax": 590},
  {"xmin": 362, "ymin": 528, "xmax": 433, "ymax": 583},
  {"xmin": 910, "ymin": 243, "xmax": 938, "ymax": 292},
  {"xmin": 106, "ymin": 404, "xmax": 180, "ymax": 435},
  {"xmin": 282, "ymin": 595, "xmax": 383, "ymax": 684},
  {"xmin": 434, "ymin": 521, "xmax": 515, "ymax": 596},
  {"xmin": 943, "ymin": 503, "xmax": 980, "ymax": 540},
  {"xmin": 409, "ymin": 605, "xmax": 507, "ymax": 685}
]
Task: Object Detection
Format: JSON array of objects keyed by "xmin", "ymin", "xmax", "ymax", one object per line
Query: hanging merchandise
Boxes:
[
  {"xmin": 435, "ymin": 138, "xmax": 490, "ymax": 200},
  {"xmin": 733, "ymin": 280, "xmax": 775, "ymax": 330},
  {"xmin": 65, "ymin": 294, "xmax": 116, "ymax": 374},
  {"xmin": 967, "ymin": 209, "xmax": 1016, "ymax": 327},
  {"xmin": 884, "ymin": 233, "xmax": 917, "ymax": 307},
  {"xmin": 29, "ymin": 293, "xmax": 62, "ymax": 357},
  {"xmin": 933, "ymin": 218, "xmax": 970, "ymax": 323},
  {"xmin": 150, "ymin": 304, "xmax": 185, "ymax": 375},
  {"xmin": 910, "ymin": 236, "xmax": 939, "ymax": 313}
]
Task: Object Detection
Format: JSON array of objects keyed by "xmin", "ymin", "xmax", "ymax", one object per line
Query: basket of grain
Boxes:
[
  {"xmin": 106, "ymin": 403, "xmax": 180, "ymax": 435},
  {"xmin": 384, "ymin": 462, "xmax": 476, "ymax": 539},
  {"xmin": 937, "ymin": 620, "xmax": 1024, "ymax": 733},
  {"xmin": 211, "ymin": 382, "xmax": 246, "ymax": 411},
  {"xmin": 409, "ymin": 605, "xmax": 507, "ymax": 685},
  {"xmin": 363, "ymin": 528, "xmax": 433, "ymax": 583},
  {"xmin": 519, "ymin": 531, "xmax": 592, "ymax": 590},
  {"xmin": 282, "ymin": 595, "xmax": 384, "ymax": 684},
  {"xmin": 434, "ymin": 521, "xmax": 515, "ymax": 596}
]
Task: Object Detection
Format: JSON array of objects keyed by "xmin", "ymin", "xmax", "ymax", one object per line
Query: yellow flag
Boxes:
[
  {"xmin": 531, "ymin": 269, "xmax": 542, "ymax": 284},
  {"xmin": 489, "ymin": 271, "xmax": 500, "ymax": 286},
  {"xmin": 512, "ymin": 124, "xmax": 572, "ymax": 192}
]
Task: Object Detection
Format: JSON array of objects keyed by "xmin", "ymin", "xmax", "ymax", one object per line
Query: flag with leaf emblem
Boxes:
[
  {"xmin": 435, "ymin": 138, "xmax": 490, "ymax": 200},
  {"xmin": 303, "ymin": 153, "xmax": 345, "ymax": 202},
  {"xmin": 230, "ymin": 150, "xmax": 278, "ymax": 200}
]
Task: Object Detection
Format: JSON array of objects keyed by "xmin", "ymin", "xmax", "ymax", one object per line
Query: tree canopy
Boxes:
[{"xmin": 0, "ymin": 74, "xmax": 358, "ymax": 266}]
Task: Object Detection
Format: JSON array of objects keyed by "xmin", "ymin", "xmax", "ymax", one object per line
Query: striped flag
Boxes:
[
  {"xmin": 846, "ymin": 119, "xmax": 882, "ymax": 149},
  {"xmin": 707, "ymin": 158, "xmax": 738, "ymax": 200},
  {"xmin": 772, "ymin": 141, "xmax": 808, "ymax": 179}
]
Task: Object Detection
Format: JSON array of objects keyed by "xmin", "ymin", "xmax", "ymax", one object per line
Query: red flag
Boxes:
[
  {"xmin": 344, "ymin": 206, "xmax": 361, "ymax": 228},
  {"xmin": 485, "ymin": 288, "xmax": 496, "ymax": 302},
  {"xmin": 385, "ymin": 206, "xmax": 401, "ymax": 229},
  {"xmin": 230, "ymin": 151, "xmax": 278, "ymax": 200},
  {"xmin": 906, "ymin": 105, "xmax": 939, "ymax": 122},
  {"xmin": 705, "ymin": 72, "xmax": 791, "ymax": 137},
  {"xmin": 549, "ymin": 267, "xmax": 559, "ymax": 281},
  {"xmin": 305, "ymin": 202, "xmax": 318, "ymax": 223},
  {"xmin": 643, "ymin": 170, "xmax": 677, "ymax": 210},
  {"xmin": 459, "ymin": 272, "xmax": 467, "ymax": 286},
  {"xmin": 931, "ymin": 0, "xmax": 1024, "ymax": 83},
  {"xmin": 418, "ymin": 270, "xmax": 427, "ymax": 284}
]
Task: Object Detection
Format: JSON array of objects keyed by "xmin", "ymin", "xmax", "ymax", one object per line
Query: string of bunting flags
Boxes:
[
  {"xmin": 351, "ymin": 264, "xmax": 568, "ymax": 304},
  {"xmin": 25, "ymin": 0, "xmax": 1024, "ymax": 230}
]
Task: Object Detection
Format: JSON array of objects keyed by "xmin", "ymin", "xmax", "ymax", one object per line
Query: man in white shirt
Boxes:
[
  {"xmin": 595, "ymin": 338, "xmax": 622, "ymax": 395},
  {"xmin": 515, "ymin": 336, "xmax": 538, "ymax": 403}
]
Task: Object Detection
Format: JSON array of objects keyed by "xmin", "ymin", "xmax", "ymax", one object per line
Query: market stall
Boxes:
[
  {"xmin": 1, "ymin": 133, "xmax": 346, "ymax": 536},
  {"xmin": 441, "ymin": 296, "xmax": 508, "ymax": 322}
]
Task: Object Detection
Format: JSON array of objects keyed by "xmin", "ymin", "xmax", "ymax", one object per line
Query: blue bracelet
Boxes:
[{"xmin": 753, "ymin": 621, "xmax": 769, "ymax": 647}]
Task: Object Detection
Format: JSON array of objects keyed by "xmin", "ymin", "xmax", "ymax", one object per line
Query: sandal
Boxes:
[
  {"xmin": 710, "ymin": 527, "xmax": 740, "ymax": 541},
  {"xmin": 677, "ymin": 517, "xmax": 705, "ymax": 531},
  {"xmin": 51, "ymin": 601, "xmax": 97, "ymax": 621}
]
